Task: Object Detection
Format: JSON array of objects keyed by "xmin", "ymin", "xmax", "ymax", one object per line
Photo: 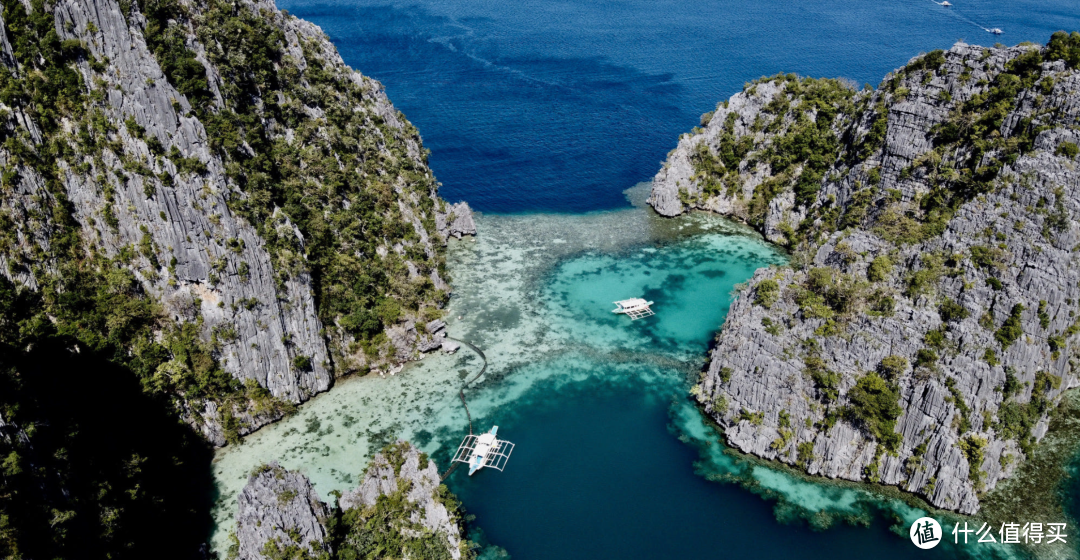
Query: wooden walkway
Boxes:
[{"xmin": 440, "ymin": 336, "xmax": 488, "ymax": 481}]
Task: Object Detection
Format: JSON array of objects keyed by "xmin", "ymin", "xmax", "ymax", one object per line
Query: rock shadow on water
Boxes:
[{"xmin": 675, "ymin": 398, "xmax": 1034, "ymax": 560}]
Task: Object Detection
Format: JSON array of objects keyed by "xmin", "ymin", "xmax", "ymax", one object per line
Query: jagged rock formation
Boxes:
[
  {"xmin": 236, "ymin": 463, "xmax": 334, "ymax": 560},
  {"xmin": 338, "ymin": 442, "xmax": 464, "ymax": 558},
  {"xmin": 235, "ymin": 443, "xmax": 468, "ymax": 560},
  {"xmin": 437, "ymin": 201, "xmax": 478, "ymax": 240},
  {"xmin": 0, "ymin": 413, "xmax": 14, "ymax": 443},
  {"xmin": 653, "ymin": 35, "xmax": 1080, "ymax": 513},
  {"xmin": 0, "ymin": 0, "xmax": 474, "ymax": 444}
]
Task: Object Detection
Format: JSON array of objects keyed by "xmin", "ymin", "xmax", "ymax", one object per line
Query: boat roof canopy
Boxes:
[{"xmin": 614, "ymin": 298, "xmax": 649, "ymax": 306}]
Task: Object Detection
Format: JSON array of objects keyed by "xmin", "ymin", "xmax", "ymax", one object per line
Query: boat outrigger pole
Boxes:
[
  {"xmin": 612, "ymin": 298, "xmax": 655, "ymax": 320},
  {"xmin": 437, "ymin": 337, "xmax": 516, "ymax": 479},
  {"xmin": 451, "ymin": 425, "xmax": 515, "ymax": 476}
]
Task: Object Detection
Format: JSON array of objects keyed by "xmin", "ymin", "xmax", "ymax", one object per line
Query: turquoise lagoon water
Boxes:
[
  {"xmin": 209, "ymin": 200, "xmax": 1030, "ymax": 558},
  {"xmin": 210, "ymin": 0, "xmax": 1080, "ymax": 554}
]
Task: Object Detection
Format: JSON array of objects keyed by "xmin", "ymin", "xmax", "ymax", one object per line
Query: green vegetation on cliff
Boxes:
[
  {"xmin": 845, "ymin": 372, "xmax": 903, "ymax": 452},
  {"xmin": 334, "ymin": 483, "xmax": 466, "ymax": 560},
  {"xmin": 336, "ymin": 443, "xmax": 470, "ymax": 560},
  {"xmin": 0, "ymin": 279, "xmax": 216, "ymax": 559},
  {"xmin": 0, "ymin": 0, "xmax": 288, "ymax": 430},
  {"xmin": 0, "ymin": 0, "xmax": 462, "ymax": 555},
  {"xmin": 140, "ymin": 0, "xmax": 449, "ymax": 358},
  {"xmin": 689, "ymin": 75, "xmax": 859, "ymax": 231},
  {"xmin": 237, "ymin": 442, "xmax": 475, "ymax": 560},
  {"xmin": 672, "ymin": 33, "xmax": 1080, "ymax": 512}
]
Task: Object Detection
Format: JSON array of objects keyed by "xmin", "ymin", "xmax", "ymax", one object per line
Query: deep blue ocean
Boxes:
[
  {"xmin": 278, "ymin": 0, "xmax": 1080, "ymax": 213},
  {"xmin": 265, "ymin": 0, "xmax": 1080, "ymax": 558}
]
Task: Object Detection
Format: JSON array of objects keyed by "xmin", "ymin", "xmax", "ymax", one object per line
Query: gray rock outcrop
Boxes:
[
  {"xmin": 339, "ymin": 443, "xmax": 464, "ymax": 559},
  {"xmin": 654, "ymin": 38, "xmax": 1080, "ymax": 513},
  {"xmin": 236, "ymin": 462, "xmax": 333, "ymax": 560},
  {"xmin": 0, "ymin": 413, "xmax": 27, "ymax": 447},
  {"xmin": 441, "ymin": 340, "xmax": 460, "ymax": 354},
  {"xmin": 386, "ymin": 320, "xmax": 445, "ymax": 363},
  {"xmin": 437, "ymin": 201, "xmax": 479, "ymax": 240},
  {"xmin": 235, "ymin": 444, "xmax": 465, "ymax": 560}
]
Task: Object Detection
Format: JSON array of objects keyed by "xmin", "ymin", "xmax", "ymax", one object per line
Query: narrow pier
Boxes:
[{"xmin": 440, "ymin": 336, "xmax": 488, "ymax": 481}]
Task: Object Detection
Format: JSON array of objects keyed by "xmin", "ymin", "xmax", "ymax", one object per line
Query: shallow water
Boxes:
[
  {"xmin": 211, "ymin": 0, "xmax": 1080, "ymax": 554},
  {"xmin": 208, "ymin": 195, "xmax": 781, "ymax": 549},
  {"xmin": 210, "ymin": 200, "xmax": 1032, "ymax": 558}
]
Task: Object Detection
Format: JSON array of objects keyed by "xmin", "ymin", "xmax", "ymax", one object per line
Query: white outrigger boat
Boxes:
[
  {"xmin": 452, "ymin": 426, "xmax": 515, "ymax": 476},
  {"xmin": 612, "ymin": 298, "xmax": 655, "ymax": 320}
]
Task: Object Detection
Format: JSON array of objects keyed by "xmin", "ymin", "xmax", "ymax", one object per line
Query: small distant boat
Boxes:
[
  {"xmin": 989, "ymin": 28, "xmax": 1003, "ymax": 34},
  {"xmin": 612, "ymin": 298, "xmax": 655, "ymax": 320},
  {"xmin": 940, "ymin": 1, "xmax": 951, "ymax": 6},
  {"xmin": 452, "ymin": 425, "xmax": 515, "ymax": 476}
]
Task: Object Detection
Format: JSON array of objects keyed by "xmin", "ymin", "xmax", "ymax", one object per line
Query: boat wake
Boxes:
[{"xmin": 927, "ymin": 0, "xmax": 1003, "ymax": 35}]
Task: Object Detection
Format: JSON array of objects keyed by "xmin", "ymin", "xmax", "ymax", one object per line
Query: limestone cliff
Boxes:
[
  {"xmin": 0, "ymin": 0, "xmax": 474, "ymax": 445},
  {"xmin": 337, "ymin": 442, "xmax": 466, "ymax": 559},
  {"xmin": 652, "ymin": 35, "xmax": 1080, "ymax": 513},
  {"xmin": 236, "ymin": 463, "xmax": 334, "ymax": 560},
  {"xmin": 235, "ymin": 443, "xmax": 469, "ymax": 560}
]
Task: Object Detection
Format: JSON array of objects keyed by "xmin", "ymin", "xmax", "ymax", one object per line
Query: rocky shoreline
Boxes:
[
  {"xmin": 233, "ymin": 442, "xmax": 468, "ymax": 560},
  {"xmin": 652, "ymin": 36, "xmax": 1080, "ymax": 514}
]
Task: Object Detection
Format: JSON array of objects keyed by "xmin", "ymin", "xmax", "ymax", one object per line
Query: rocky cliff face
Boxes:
[
  {"xmin": 236, "ymin": 462, "xmax": 334, "ymax": 560},
  {"xmin": 235, "ymin": 443, "xmax": 468, "ymax": 560},
  {"xmin": 0, "ymin": 0, "xmax": 474, "ymax": 444},
  {"xmin": 337, "ymin": 442, "xmax": 465, "ymax": 559},
  {"xmin": 653, "ymin": 35, "xmax": 1080, "ymax": 513}
]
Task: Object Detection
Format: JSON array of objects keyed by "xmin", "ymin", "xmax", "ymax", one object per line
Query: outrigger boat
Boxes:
[
  {"xmin": 452, "ymin": 426, "xmax": 515, "ymax": 476},
  {"xmin": 612, "ymin": 298, "xmax": 655, "ymax": 320}
]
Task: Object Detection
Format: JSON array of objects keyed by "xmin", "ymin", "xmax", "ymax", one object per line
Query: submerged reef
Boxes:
[{"xmin": 654, "ymin": 34, "xmax": 1080, "ymax": 514}]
